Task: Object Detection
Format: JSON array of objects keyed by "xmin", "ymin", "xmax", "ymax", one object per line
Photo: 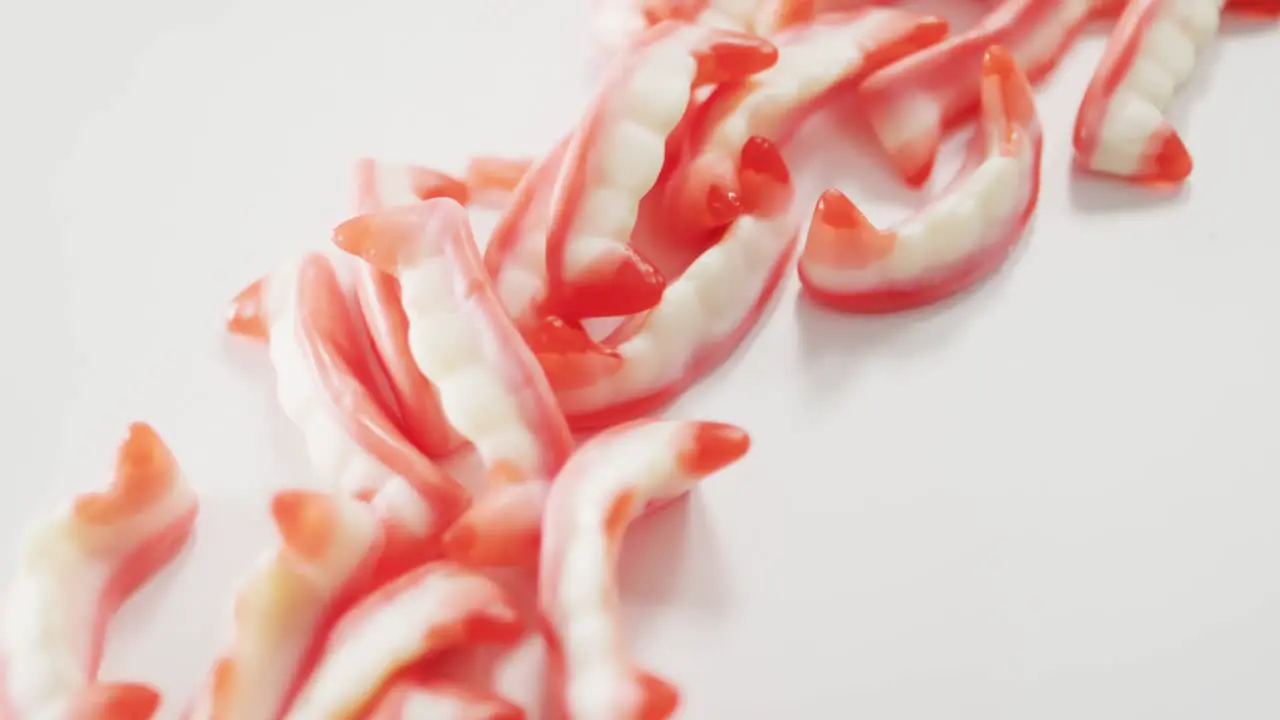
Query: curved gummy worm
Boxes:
[
  {"xmin": 0, "ymin": 423, "xmax": 197, "ymax": 720},
  {"xmin": 539, "ymin": 419, "xmax": 751, "ymax": 720},
  {"xmin": 353, "ymin": 159, "xmax": 469, "ymax": 459},
  {"xmin": 366, "ymin": 680, "xmax": 525, "ymax": 720},
  {"xmin": 283, "ymin": 562, "xmax": 522, "ymax": 720},
  {"xmin": 799, "ymin": 46, "xmax": 1042, "ymax": 313},
  {"xmin": 858, "ymin": 0, "xmax": 1112, "ymax": 187},
  {"xmin": 543, "ymin": 21, "xmax": 778, "ymax": 321},
  {"xmin": 226, "ymin": 253, "xmax": 469, "ymax": 517},
  {"xmin": 539, "ymin": 136, "xmax": 796, "ymax": 429},
  {"xmin": 334, "ymin": 198, "xmax": 575, "ymax": 567},
  {"xmin": 1072, "ymin": 0, "xmax": 1225, "ymax": 184},
  {"xmin": 191, "ymin": 458, "xmax": 474, "ymax": 720},
  {"xmin": 188, "ymin": 490, "xmax": 382, "ymax": 720},
  {"xmin": 660, "ymin": 7, "xmax": 948, "ymax": 242}
]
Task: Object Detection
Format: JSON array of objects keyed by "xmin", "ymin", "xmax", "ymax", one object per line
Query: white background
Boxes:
[{"xmin": 2, "ymin": 1, "xmax": 1279, "ymax": 718}]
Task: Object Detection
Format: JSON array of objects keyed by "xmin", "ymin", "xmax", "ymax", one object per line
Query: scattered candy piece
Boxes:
[
  {"xmin": 365, "ymin": 680, "xmax": 525, "ymax": 720},
  {"xmin": 1073, "ymin": 0, "xmax": 1221, "ymax": 184},
  {"xmin": 858, "ymin": 0, "xmax": 1113, "ymax": 187},
  {"xmin": 0, "ymin": 423, "xmax": 197, "ymax": 719},
  {"xmin": 544, "ymin": 22, "xmax": 778, "ymax": 321},
  {"xmin": 283, "ymin": 562, "xmax": 522, "ymax": 720},
  {"xmin": 799, "ymin": 46, "xmax": 1042, "ymax": 312},
  {"xmin": 545, "ymin": 136, "xmax": 797, "ymax": 429},
  {"xmin": 353, "ymin": 159, "xmax": 469, "ymax": 459},
  {"xmin": 188, "ymin": 491, "xmax": 382, "ymax": 720},
  {"xmin": 539, "ymin": 419, "xmax": 751, "ymax": 720},
  {"xmin": 227, "ymin": 253, "xmax": 468, "ymax": 513},
  {"xmin": 334, "ymin": 198, "xmax": 575, "ymax": 567},
  {"xmin": 660, "ymin": 7, "xmax": 948, "ymax": 242}
]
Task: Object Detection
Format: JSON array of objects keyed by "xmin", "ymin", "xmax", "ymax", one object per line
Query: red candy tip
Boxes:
[
  {"xmin": 73, "ymin": 683, "xmax": 162, "ymax": 720},
  {"xmin": 334, "ymin": 199, "xmax": 470, "ymax": 272},
  {"xmin": 271, "ymin": 490, "xmax": 337, "ymax": 561},
  {"xmin": 227, "ymin": 277, "xmax": 268, "ymax": 340},
  {"xmin": 738, "ymin": 136, "xmax": 793, "ymax": 216},
  {"xmin": 692, "ymin": 31, "xmax": 779, "ymax": 86},
  {"xmin": 74, "ymin": 423, "xmax": 177, "ymax": 525},
  {"xmin": 555, "ymin": 246, "xmax": 666, "ymax": 320},
  {"xmin": 636, "ymin": 671, "xmax": 681, "ymax": 720},
  {"xmin": 1150, "ymin": 130, "xmax": 1193, "ymax": 184},
  {"xmin": 980, "ymin": 45, "xmax": 1037, "ymax": 153},
  {"xmin": 805, "ymin": 189, "xmax": 895, "ymax": 269},
  {"xmin": 705, "ymin": 184, "xmax": 743, "ymax": 226},
  {"xmin": 679, "ymin": 422, "xmax": 750, "ymax": 476}
]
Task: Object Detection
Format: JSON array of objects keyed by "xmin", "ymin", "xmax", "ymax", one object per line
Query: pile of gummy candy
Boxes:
[{"xmin": 2, "ymin": 0, "xmax": 1275, "ymax": 718}]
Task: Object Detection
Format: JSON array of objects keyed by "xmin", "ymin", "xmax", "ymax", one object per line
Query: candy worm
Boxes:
[
  {"xmin": 227, "ymin": 252, "xmax": 469, "ymax": 516},
  {"xmin": 334, "ymin": 198, "xmax": 575, "ymax": 567},
  {"xmin": 189, "ymin": 433, "xmax": 474, "ymax": 720},
  {"xmin": 282, "ymin": 562, "xmax": 522, "ymax": 720},
  {"xmin": 658, "ymin": 7, "xmax": 948, "ymax": 243},
  {"xmin": 1073, "ymin": 0, "xmax": 1223, "ymax": 184},
  {"xmin": 539, "ymin": 136, "xmax": 796, "ymax": 430},
  {"xmin": 542, "ymin": 21, "xmax": 778, "ymax": 321},
  {"xmin": 186, "ymin": 490, "xmax": 382, "ymax": 720},
  {"xmin": 365, "ymin": 680, "xmax": 525, "ymax": 720},
  {"xmin": 799, "ymin": 46, "xmax": 1042, "ymax": 312},
  {"xmin": 352, "ymin": 159, "xmax": 469, "ymax": 459},
  {"xmin": 858, "ymin": 0, "xmax": 1115, "ymax": 187},
  {"xmin": 0, "ymin": 423, "xmax": 198, "ymax": 720},
  {"xmin": 539, "ymin": 419, "xmax": 751, "ymax": 720}
]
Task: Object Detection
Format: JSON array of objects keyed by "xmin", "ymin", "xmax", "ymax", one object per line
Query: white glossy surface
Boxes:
[{"xmin": 2, "ymin": 1, "xmax": 1279, "ymax": 717}]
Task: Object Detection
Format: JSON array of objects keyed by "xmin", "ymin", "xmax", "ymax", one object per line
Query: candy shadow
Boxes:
[
  {"xmin": 1220, "ymin": 14, "xmax": 1280, "ymax": 36},
  {"xmin": 1068, "ymin": 173, "xmax": 1191, "ymax": 212},
  {"xmin": 792, "ymin": 218, "xmax": 1025, "ymax": 412},
  {"xmin": 620, "ymin": 493, "xmax": 730, "ymax": 614}
]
